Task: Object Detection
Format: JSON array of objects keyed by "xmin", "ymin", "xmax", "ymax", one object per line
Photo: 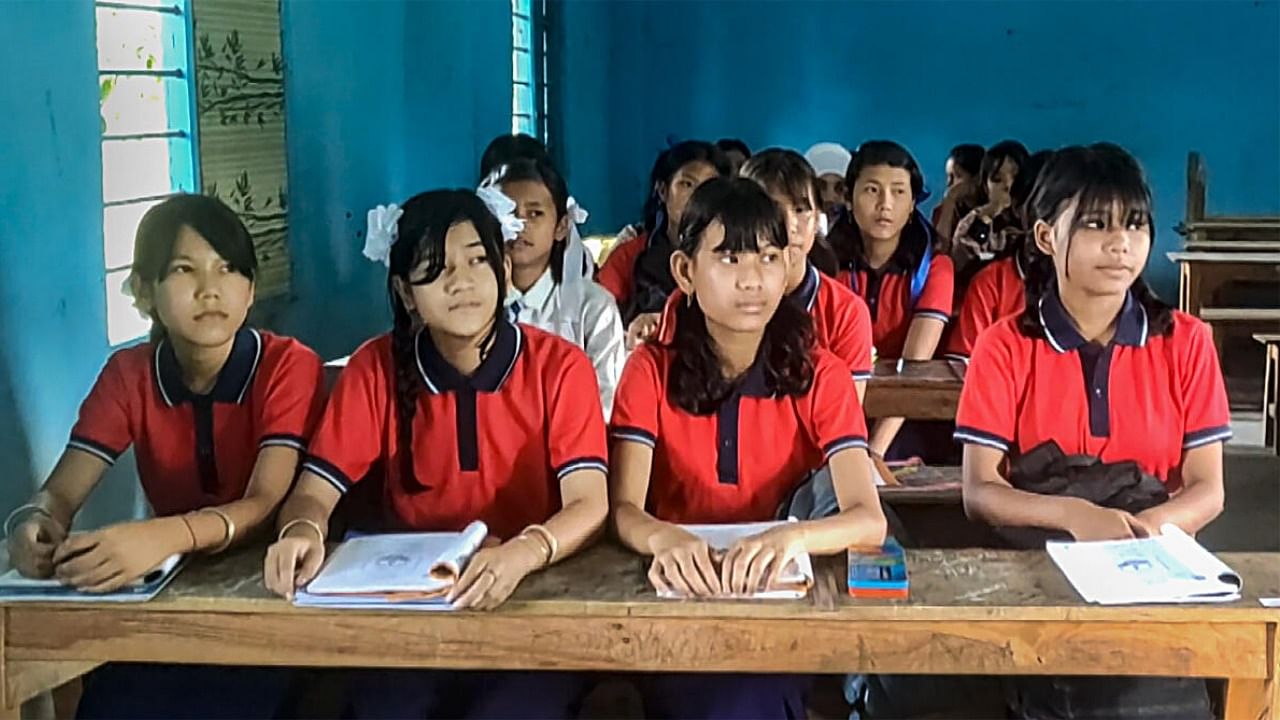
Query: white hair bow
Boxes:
[
  {"xmin": 476, "ymin": 182, "xmax": 525, "ymax": 243},
  {"xmin": 363, "ymin": 203, "xmax": 403, "ymax": 266}
]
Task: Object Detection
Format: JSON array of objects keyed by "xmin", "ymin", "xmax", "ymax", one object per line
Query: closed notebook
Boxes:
[
  {"xmin": 1047, "ymin": 524, "xmax": 1242, "ymax": 605},
  {"xmin": 294, "ymin": 520, "xmax": 488, "ymax": 609},
  {"xmin": 847, "ymin": 539, "xmax": 909, "ymax": 599},
  {"xmin": 658, "ymin": 520, "xmax": 814, "ymax": 600},
  {"xmin": 0, "ymin": 547, "xmax": 184, "ymax": 603}
]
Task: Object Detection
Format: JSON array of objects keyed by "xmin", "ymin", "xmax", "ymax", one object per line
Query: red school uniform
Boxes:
[
  {"xmin": 597, "ymin": 233, "xmax": 647, "ymax": 307},
  {"xmin": 654, "ymin": 263, "xmax": 875, "ymax": 380},
  {"xmin": 610, "ymin": 343, "xmax": 869, "ymax": 524},
  {"xmin": 302, "ymin": 320, "xmax": 608, "ymax": 540},
  {"xmin": 943, "ymin": 254, "xmax": 1027, "ymax": 361},
  {"xmin": 836, "ymin": 252, "xmax": 954, "ymax": 359},
  {"xmin": 68, "ymin": 328, "xmax": 326, "ymax": 516},
  {"xmin": 953, "ymin": 289, "xmax": 1231, "ymax": 489}
]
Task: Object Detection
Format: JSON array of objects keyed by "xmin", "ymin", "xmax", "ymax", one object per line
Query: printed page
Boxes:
[{"xmin": 306, "ymin": 521, "xmax": 489, "ymax": 596}]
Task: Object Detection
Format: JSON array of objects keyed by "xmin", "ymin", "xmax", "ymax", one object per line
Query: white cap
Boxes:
[{"xmin": 805, "ymin": 142, "xmax": 852, "ymax": 178}]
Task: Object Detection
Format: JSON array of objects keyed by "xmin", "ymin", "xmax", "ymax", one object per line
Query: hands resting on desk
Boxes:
[{"xmin": 648, "ymin": 524, "xmax": 805, "ymax": 598}]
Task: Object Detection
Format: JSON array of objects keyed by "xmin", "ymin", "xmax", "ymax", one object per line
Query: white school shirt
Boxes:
[{"xmin": 512, "ymin": 268, "xmax": 626, "ymax": 419}]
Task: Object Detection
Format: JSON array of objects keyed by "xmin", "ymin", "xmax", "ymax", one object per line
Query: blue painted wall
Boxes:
[
  {"xmin": 559, "ymin": 0, "xmax": 1280, "ymax": 298},
  {"xmin": 0, "ymin": 2, "xmax": 141, "ymax": 522},
  {"xmin": 277, "ymin": 0, "xmax": 510, "ymax": 359}
]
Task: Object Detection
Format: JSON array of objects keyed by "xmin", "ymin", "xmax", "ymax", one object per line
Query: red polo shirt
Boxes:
[
  {"xmin": 611, "ymin": 343, "xmax": 869, "ymax": 524},
  {"xmin": 837, "ymin": 253, "xmax": 954, "ymax": 359},
  {"xmin": 303, "ymin": 321, "xmax": 608, "ymax": 540},
  {"xmin": 944, "ymin": 254, "xmax": 1027, "ymax": 361},
  {"xmin": 954, "ymin": 290, "xmax": 1231, "ymax": 489},
  {"xmin": 69, "ymin": 329, "xmax": 325, "ymax": 516}
]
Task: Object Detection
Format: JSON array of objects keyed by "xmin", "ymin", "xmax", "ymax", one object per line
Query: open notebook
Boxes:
[
  {"xmin": 658, "ymin": 520, "xmax": 814, "ymax": 600},
  {"xmin": 294, "ymin": 520, "xmax": 488, "ymax": 610},
  {"xmin": 0, "ymin": 548, "xmax": 184, "ymax": 603},
  {"xmin": 1047, "ymin": 524, "xmax": 1243, "ymax": 605}
]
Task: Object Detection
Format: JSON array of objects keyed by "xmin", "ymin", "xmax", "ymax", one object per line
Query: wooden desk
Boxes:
[
  {"xmin": 1167, "ymin": 251, "xmax": 1280, "ymax": 318},
  {"xmin": 1258, "ymin": 333, "xmax": 1280, "ymax": 454},
  {"xmin": 4, "ymin": 545, "xmax": 1277, "ymax": 719},
  {"xmin": 863, "ymin": 359, "xmax": 965, "ymax": 420}
]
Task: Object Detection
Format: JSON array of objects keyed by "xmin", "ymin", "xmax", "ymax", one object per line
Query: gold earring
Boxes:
[{"xmin": 686, "ymin": 290, "xmax": 694, "ymax": 307}]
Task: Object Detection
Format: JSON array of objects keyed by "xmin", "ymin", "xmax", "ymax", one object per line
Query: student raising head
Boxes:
[
  {"xmin": 596, "ymin": 140, "xmax": 731, "ymax": 346},
  {"xmin": 496, "ymin": 157, "xmax": 626, "ymax": 417},
  {"xmin": 954, "ymin": 144, "xmax": 1228, "ymax": 717},
  {"xmin": 827, "ymin": 140, "xmax": 954, "ymax": 459},
  {"xmin": 610, "ymin": 177, "xmax": 885, "ymax": 719},
  {"xmin": 5, "ymin": 193, "xmax": 324, "ymax": 718},
  {"xmin": 943, "ymin": 148, "xmax": 1055, "ymax": 361},
  {"xmin": 652, "ymin": 148, "xmax": 875, "ymax": 399},
  {"xmin": 264, "ymin": 188, "xmax": 608, "ymax": 716}
]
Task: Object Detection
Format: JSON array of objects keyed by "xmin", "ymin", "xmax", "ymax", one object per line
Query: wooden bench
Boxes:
[
  {"xmin": 4, "ymin": 544, "xmax": 1277, "ymax": 719},
  {"xmin": 863, "ymin": 359, "xmax": 965, "ymax": 421}
]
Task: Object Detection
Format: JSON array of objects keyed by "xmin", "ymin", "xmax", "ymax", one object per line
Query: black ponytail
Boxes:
[{"xmin": 385, "ymin": 190, "xmax": 508, "ymax": 492}]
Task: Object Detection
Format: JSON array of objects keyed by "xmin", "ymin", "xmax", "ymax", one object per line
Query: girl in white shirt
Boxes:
[{"xmin": 496, "ymin": 157, "xmax": 626, "ymax": 417}]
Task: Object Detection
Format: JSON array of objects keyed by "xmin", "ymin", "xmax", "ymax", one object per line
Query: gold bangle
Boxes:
[
  {"xmin": 199, "ymin": 508, "xmax": 236, "ymax": 554},
  {"xmin": 3, "ymin": 504, "xmax": 55, "ymax": 538},
  {"xmin": 519, "ymin": 524, "xmax": 558, "ymax": 565},
  {"xmin": 278, "ymin": 518, "xmax": 325, "ymax": 545},
  {"xmin": 179, "ymin": 515, "xmax": 198, "ymax": 553}
]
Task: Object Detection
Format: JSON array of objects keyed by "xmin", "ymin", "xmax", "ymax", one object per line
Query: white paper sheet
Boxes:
[
  {"xmin": 658, "ymin": 520, "xmax": 813, "ymax": 600},
  {"xmin": 1046, "ymin": 524, "xmax": 1242, "ymax": 605}
]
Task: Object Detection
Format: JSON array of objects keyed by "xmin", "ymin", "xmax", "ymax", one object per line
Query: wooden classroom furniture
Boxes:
[
  {"xmin": 1258, "ymin": 333, "xmax": 1280, "ymax": 455},
  {"xmin": 863, "ymin": 359, "xmax": 965, "ymax": 421},
  {"xmin": 1173, "ymin": 153, "xmax": 1280, "ymax": 411},
  {"xmin": 3, "ymin": 544, "xmax": 1277, "ymax": 720}
]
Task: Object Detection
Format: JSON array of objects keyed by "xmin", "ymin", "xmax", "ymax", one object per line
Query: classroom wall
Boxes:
[
  {"xmin": 276, "ymin": 0, "xmax": 510, "ymax": 359},
  {"xmin": 558, "ymin": 0, "xmax": 1280, "ymax": 297},
  {"xmin": 0, "ymin": 2, "xmax": 142, "ymax": 522}
]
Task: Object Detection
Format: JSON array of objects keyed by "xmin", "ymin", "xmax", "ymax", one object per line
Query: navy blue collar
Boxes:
[
  {"xmin": 154, "ymin": 328, "xmax": 262, "ymax": 407},
  {"xmin": 789, "ymin": 262, "xmax": 820, "ymax": 312},
  {"xmin": 415, "ymin": 319, "xmax": 522, "ymax": 394},
  {"xmin": 735, "ymin": 360, "xmax": 771, "ymax": 398},
  {"xmin": 1038, "ymin": 287, "xmax": 1148, "ymax": 352}
]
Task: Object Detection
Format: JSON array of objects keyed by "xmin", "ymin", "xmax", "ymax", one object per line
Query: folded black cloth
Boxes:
[{"xmin": 993, "ymin": 440, "xmax": 1169, "ymax": 549}]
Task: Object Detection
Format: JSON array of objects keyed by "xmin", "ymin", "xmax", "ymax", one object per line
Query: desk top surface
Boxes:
[{"xmin": 16, "ymin": 544, "xmax": 1275, "ymax": 624}]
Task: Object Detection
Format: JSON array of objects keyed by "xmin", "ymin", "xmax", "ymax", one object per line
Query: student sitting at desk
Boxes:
[
  {"xmin": 610, "ymin": 177, "xmax": 886, "ymax": 719},
  {"xmin": 5, "ymin": 195, "xmax": 325, "ymax": 719},
  {"xmin": 955, "ymin": 143, "xmax": 1229, "ymax": 719},
  {"xmin": 263, "ymin": 188, "xmax": 609, "ymax": 719},
  {"xmin": 828, "ymin": 141, "xmax": 954, "ymax": 460}
]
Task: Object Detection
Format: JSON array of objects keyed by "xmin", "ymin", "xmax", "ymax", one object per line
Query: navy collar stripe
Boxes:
[
  {"xmin": 154, "ymin": 328, "xmax": 262, "ymax": 407},
  {"xmin": 415, "ymin": 319, "xmax": 522, "ymax": 394},
  {"xmin": 1038, "ymin": 288, "xmax": 1147, "ymax": 352}
]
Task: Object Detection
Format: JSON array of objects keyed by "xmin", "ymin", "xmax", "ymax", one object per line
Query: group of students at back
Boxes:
[{"xmin": 4, "ymin": 130, "xmax": 1230, "ymax": 719}]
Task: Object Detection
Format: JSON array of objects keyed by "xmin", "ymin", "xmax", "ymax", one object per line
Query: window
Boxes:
[
  {"xmin": 96, "ymin": 0, "xmax": 199, "ymax": 345},
  {"xmin": 511, "ymin": 0, "xmax": 547, "ymax": 141}
]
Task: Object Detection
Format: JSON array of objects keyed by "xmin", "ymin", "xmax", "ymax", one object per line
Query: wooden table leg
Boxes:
[
  {"xmin": 1224, "ymin": 624, "xmax": 1278, "ymax": 720},
  {"xmin": 0, "ymin": 608, "xmax": 16, "ymax": 720},
  {"xmin": 1265, "ymin": 343, "xmax": 1278, "ymax": 454}
]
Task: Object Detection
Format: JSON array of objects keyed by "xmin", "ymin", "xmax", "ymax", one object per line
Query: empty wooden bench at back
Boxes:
[
  {"xmin": 2, "ymin": 542, "xmax": 1277, "ymax": 719},
  {"xmin": 1169, "ymin": 151, "xmax": 1280, "ymax": 414}
]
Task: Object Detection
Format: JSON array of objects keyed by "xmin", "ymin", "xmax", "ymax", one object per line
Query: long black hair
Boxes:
[
  {"xmin": 668, "ymin": 178, "xmax": 815, "ymax": 415},
  {"xmin": 133, "ymin": 193, "xmax": 257, "ymax": 340},
  {"xmin": 949, "ymin": 144, "xmax": 985, "ymax": 179},
  {"xmin": 741, "ymin": 148, "xmax": 839, "ymax": 276},
  {"xmin": 831, "ymin": 140, "xmax": 938, "ymax": 271},
  {"xmin": 387, "ymin": 190, "xmax": 508, "ymax": 491},
  {"xmin": 496, "ymin": 157, "xmax": 571, "ymax": 282},
  {"xmin": 1018, "ymin": 143, "xmax": 1173, "ymax": 338},
  {"xmin": 978, "ymin": 140, "xmax": 1030, "ymax": 204},
  {"xmin": 625, "ymin": 141, "xmax": 731, "ymax": 324},
  {"xmin": 993, "ymin": 148, "xmax": 1056, "ymax": 267}
]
